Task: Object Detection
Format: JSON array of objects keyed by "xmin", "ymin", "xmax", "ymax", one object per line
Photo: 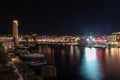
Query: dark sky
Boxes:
[{"xmin": 0, "ymin": 0, "xmax": 120, "ymax": 35}]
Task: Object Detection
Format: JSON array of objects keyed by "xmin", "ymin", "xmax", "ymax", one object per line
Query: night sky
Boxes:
[{"xmin": 0, "ymin": 0, "xmax": 120, "ymax": 35}]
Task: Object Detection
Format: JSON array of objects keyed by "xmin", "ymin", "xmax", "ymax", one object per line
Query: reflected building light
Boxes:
[
  {"xmin": 114, "ymin": 48, "xmax": 118, "ymax": 54},
  {"xmin": 39, "ymin": 46, "xmax": 42, "ymax": 53},
  {"xmin": 85, "ymin": 47, "xmax": 96, "ymax": 61},
  {"xmin": 105, "ymin": 48, "xmax": 109, "ymax": 55},
  {"xmin": 61, "ymin": 49, "xmax": 65, "ymax": 55},
  {"xmin": 70, "ymin": 46, "xmax": 74, "ymax": 60},
  {"xmin": 75, "ymin": 46, "xmax": 80, "ymax": 54},
  {"xmin": 60, "ymin": 48, "xmax": 66, "ymax": 66},
  {"xmin": 69, "ymin": 46, "xmax": 74, "ymax": 67},
  {"xmin": 70, "ymin": 46, "xmax": 73, "ymax": 54},
  {"xmin": 118, "ymin": 48, "xmax": 120, "ymax": 54},
  {"xmin": 48, "ymin": 47, "xmax": 51, "ymax": 54},
  {"xmin": 111, "ymin": 48, "xmax": 114, "ymax": 55},
  {"xmin": 74, "ymin": 46, "xmax": 80, "ymax": 60}
]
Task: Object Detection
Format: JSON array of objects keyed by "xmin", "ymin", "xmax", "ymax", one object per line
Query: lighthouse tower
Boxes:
[{"xmin": 12, "ymin": 20, "xmax": 19, "ymax": 47}]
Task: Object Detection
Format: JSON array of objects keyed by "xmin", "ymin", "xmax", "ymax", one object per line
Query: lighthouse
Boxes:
[{"xmin": 12, "ymin": 20, "xmax": 19, "ymax": 47}]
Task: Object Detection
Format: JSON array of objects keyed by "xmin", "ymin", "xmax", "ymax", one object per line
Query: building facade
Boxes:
[{"xmin": 107, "ymin": 32, "xmax": 120, "ymax": 47}]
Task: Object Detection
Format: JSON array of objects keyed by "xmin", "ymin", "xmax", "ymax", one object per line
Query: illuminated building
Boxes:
[
  {"xmin": 94, "ymin": 36, "xmax": 107, "ymax": 44},
  {"xmin": 107, "ymin": 32, "xmax": 120, "ymax": 47},
  {"xmin": 112, "ymin": 32, "xmax": 120, "ymax": 44}
]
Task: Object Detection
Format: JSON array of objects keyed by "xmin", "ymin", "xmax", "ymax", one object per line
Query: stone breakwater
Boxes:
[
  {"xmin": 14, "ymin": 62, "xmax": 43, "ymax": 80},
  {"xmin": 0, "ymin": 51, "xmax": 43, "ymax": 80}
]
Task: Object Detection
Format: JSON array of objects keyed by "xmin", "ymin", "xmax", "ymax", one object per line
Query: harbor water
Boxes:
[{"xmin": 31, "ymin": 44, "xmax": 120, "ymax": 80}]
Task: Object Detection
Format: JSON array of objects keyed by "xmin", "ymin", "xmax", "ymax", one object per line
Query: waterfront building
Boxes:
[
  {"xmin": 107, "ymin": 32, "xmax": 120, "ymax": 47},
  {"xmin": 94, "ymin": 36, "xmax": 107, "ymax": 45},
  {"xmin": 112, "ymin": 32, "xmax": 120, "ymax": 44}
]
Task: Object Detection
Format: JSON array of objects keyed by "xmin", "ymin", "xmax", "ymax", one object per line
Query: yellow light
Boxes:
[
  {"xmin": 11, "ymin": 57, "xmax": 19, "ymax": 62},
  {"xmin": 13, "ymin": 20, "xmax": 18, "ymax": 24}
]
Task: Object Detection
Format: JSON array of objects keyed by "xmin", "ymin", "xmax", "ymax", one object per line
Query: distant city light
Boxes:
[
  {"xmin": 90, "ymin": 36, "xmax": 93, "ymax": 39},
  {"xmin": 86, "ymin": 38, "xmax": 90, "ymax": 42},
  {"xmin": 92, "ymin": 38, "xmax": 95, "ymax": 41}
]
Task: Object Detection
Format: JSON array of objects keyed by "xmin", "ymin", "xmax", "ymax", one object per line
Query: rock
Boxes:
[{"xmin": 40, "ymin": 65, "xmax": 57, "ymax": 78}]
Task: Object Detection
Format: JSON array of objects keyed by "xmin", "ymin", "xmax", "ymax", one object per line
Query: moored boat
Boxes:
[
  {"xmin": 25, "ymin": 60, "xmax": 47, "ymax": 66},
  {"xmin": 19, "ymin": 51, "xmax": 47, "ymax": 66},
  {"xmin": 20, "ymin": 52, "xmax": 45, "ymax": 61}
]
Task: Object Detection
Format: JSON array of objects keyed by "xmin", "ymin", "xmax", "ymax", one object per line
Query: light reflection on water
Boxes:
[
  {"xmin": 80, "ymin": 47, "xmax": 103, "ymax": 80},
  {"xmin": 37, "ymin": 45, "xmax": 120, "ymax": 80}
]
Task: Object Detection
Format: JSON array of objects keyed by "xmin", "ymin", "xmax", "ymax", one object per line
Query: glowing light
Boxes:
[
  {"xmin": 92, "ymin": 38, "xmax": 95, "ymax": 41},
  {"xmin": 90, "ymin": 36, "xmax": 93, "ymax": 39},
  {"xmin": 13, "ymin": 20, "xmax": 18, "ymax": 25},
  {"xmin": 86, "ymin": 38, "xmax": 90, "ymax": 42},
  {"xmin": 11, "ymin": 57, "xmax": 19, "ymax": 62}
]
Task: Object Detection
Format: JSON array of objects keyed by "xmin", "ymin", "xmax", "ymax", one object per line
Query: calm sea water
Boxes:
[{"xmin": 34, "ymin": 45, "xmax": 120, "ymax": 80}]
